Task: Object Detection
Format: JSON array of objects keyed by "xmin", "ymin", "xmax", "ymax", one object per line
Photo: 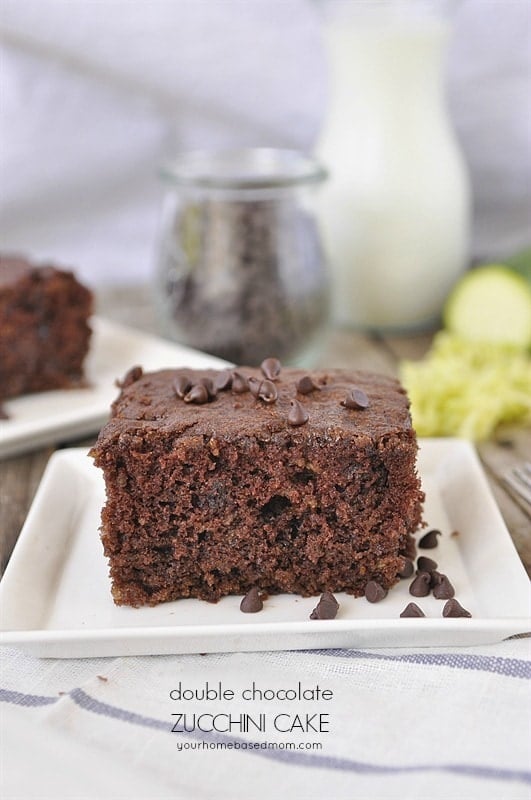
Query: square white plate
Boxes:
[
  {"xmin": 0, "ymin": 440, "xmax": 529, "ymax": 658},
  {"xmin": 0, "ymin": 317, "xmax": 228, "ymax": 459}
]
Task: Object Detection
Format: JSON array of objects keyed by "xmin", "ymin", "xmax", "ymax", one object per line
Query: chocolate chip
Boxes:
[
  {"xmin": 288, "ymin": 400, "xmax": 310, "ymax": 428},
  {"xmin": 258, "ymin": 380, "xmax": 278, "ymax": 404},
  {"xmin": 398, "ymin": 559, "xmax": 414, "ymax": 578},
  {"xmin": 248, "ymin": 377, "xmax": 262, "ymax": 397},
  {"xmin": 409, "ymin": 571, "xmax": 431, "ymax": 597},
  {"xmin": 417, "ymin": 556, "xmax": 438, "ymax": 573},
  {"xmin": 288, "ymin": 399, "xmax": 309, "ymax": 427},
  {"xmin": 428, "ymin": 569, "xmax": 442, "ymax": 589},
  {"xmin": 432, "ymin": 574, "xmax": 455, "ymax": 600},
  {"xmin": 214, "ymin": 370, "xmax": 233, "ymax": 391},
  {"xmin": 184, "ymin": 384, "xmax": 209, "ymax": 404},
  {"xmin": 240, "ymin": 587, "xmax": 263, "ymax": 613},
  {"xmin": 199, "ymin": 377, "xmax": 217, "ymax": 399},
  {"xmin": 309, "ymin": 591, "xmax": 339, "ymax": 620},
  {"xmin": 418, "ymin": 529, "xmax": 442, "ymax": 549},
  {"xmin": 296, "ymin": 375, "xmax": 320, "ymax": 395},
  {"xmin": 173, "ymin": 374, "xmax": 192, "ymax": 399},
  {"xmin": 341, "ymin": 388, "xmax": 370, "ymax": 409},
  {"xmin": 117, "ymin": 365, "xmax": 143, "ymax": 389},
  {"xmin": 365, "ymin": 580, "xmax": 387, "ymax": 603},
  {"xmin": 442, "ymin": 598, "xmax": 471, "ymax": 618},
  {"xmin": 231, "ymin": 371, "xmax": 249, "ymax": 393},
  {"xmin": 247, "ymin": 377, "xmax": 278, "ymax": 404},
  {"xmin": 260, "ymin": 357, "xmax": 282, "ymax": 381},
  {"xmin": 400, "ymin": 602, "xmax": 425, "ymax": 618}
]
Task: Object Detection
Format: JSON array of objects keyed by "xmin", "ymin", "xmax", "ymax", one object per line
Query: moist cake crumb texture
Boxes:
[{"xmin": 90, "ymin": 364, "xmax": 424, "ymax": 607}]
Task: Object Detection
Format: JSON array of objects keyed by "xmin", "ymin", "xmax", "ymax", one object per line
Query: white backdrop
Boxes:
[{"xmin": 0, "ymin": 0, "xmax": 529, "ymax": 287}]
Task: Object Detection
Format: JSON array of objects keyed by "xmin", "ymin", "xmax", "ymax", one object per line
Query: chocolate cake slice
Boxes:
[
  {"xmin": 0, "ymin": 255, "xmax": 93, "ymax": 402},
  {"xmin": 90, "ymin": 364, "xmax": 424, "ymax": 607}
]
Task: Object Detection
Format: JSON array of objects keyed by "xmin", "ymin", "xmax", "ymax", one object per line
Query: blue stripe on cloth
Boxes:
[
  {"xmin": 0, "ymin": 688, "xmax": 58, "ymax": 707},
  {"xmin": 2, "ymin": 686, "xmax": 530, "ymax": 786},
  {"xmin": 301, "ymin": 649, "xmax": 531, "ymax": 679}
]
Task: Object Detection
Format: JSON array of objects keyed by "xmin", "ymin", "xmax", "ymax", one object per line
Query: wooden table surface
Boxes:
[{"xmin": 1, "ymin": 285, "xmax": 530, "ymax": 580}]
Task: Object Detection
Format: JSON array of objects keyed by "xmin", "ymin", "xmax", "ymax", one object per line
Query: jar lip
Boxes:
[{"xmin": 160, "ymin": 148, "xmax": 327, "ymax": 190}]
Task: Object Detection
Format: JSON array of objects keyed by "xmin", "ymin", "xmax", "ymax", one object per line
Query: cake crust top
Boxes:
[{"xmin": 96, "ymin": 366, "xmax": 414, "ymax": 445}]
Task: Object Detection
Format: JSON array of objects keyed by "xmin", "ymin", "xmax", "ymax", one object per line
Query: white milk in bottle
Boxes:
[{"xmin": 317, "ymin": 3, "xmax": 470, "ymax": 331}]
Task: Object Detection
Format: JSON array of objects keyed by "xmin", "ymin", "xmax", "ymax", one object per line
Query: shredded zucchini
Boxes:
[{"xmin": 400, "ymin": 333, "xmax": 531, "ymax": 440}]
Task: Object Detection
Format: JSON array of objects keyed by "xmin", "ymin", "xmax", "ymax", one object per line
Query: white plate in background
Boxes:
[
  {"xmin": 0, "ymin": 317, "xmax": 228, "ymax": 459},
  {"xmin": 0, "ymin": 439, "xmax": 529, "ymax": 657}
]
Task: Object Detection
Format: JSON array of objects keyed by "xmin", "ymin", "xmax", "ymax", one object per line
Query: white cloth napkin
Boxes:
[{"xmin": 2, "ymin": 639, "xmax": 530, "ymax": 799}]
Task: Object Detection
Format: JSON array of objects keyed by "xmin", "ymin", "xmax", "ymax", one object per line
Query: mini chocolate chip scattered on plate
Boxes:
[
  {"xmin": 364, "ymin": 580, "xmax": 387, "ymax": 603},
  {"xmin": 418, "ymin": 529, "xmax": 442, "ymax": 549},
  {"xmin": 409, "ymin": 571, "xmax": 431, "ymax": 597},
  {"xmin": 240, "ymin": 587, "xmax": 264, "ymax": 613},
  {"xmin": 432, "ymin": 574, "xmax": 455, "ymax": 600},
  {"xmin": 417, "ymin": 556, "xmax": 438, "ymax": 573},
  {"xmin": 400, "ymin": 602, "xmax": 425, "ymax": 618},
  {"xmin": 309, "ymin": 591, "xmax": 339, "ymax": 620},
  {"xmin": 442, "ymin": 598, "xmax": 472, "ymax": 618}
]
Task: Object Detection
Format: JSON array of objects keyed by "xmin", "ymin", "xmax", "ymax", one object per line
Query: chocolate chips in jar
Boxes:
[{"xmin": 155, "ymin": 149, "xmax": 329, "ymax": 364}]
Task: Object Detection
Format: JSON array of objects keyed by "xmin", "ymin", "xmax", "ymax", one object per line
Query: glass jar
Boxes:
[{"xmin": 154, "ymin": 148, "xmax": 329, "ymax": 364}]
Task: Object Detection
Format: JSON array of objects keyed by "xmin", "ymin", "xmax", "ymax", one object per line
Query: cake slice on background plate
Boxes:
[{"xmin": 0, "ymin": 255, "xmax": 93, "ymax": 405}]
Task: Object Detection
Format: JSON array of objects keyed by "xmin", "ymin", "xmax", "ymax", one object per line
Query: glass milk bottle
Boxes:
[{"xmin": 317, "ymin": 3, "xmax": 470, "ymax": 331}]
